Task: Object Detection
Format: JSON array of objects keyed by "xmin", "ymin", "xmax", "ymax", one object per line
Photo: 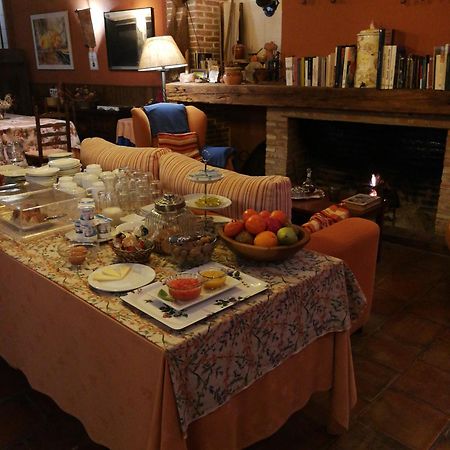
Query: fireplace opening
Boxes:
[{"xmin": 289, "ymin": 119, "xmax": 446, "ymax": 235}]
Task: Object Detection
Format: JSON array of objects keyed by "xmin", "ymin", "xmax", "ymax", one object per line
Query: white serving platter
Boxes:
[{"xmin": 121, "ymin": 262, "xmax": 268, "ymax": 330}]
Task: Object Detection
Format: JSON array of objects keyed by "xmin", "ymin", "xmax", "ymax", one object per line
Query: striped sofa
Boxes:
[
  {"xmin": 80, "ymin": 138, "xmax": 292, "ymax": 220},
  {"xmin": 80, "ymin": 137, "xmax": 379, "ymax": 332}
]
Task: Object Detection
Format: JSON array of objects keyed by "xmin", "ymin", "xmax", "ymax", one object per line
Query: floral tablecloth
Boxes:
[
  {"xmin": 0, "ymin": 233, "xmax": 366, "ymax": 434},
  {"xmin": 0, "ymin": 113, "xmax": 80, "ymax": 153}
]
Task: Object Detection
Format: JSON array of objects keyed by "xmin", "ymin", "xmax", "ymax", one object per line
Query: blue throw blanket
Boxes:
[
  {"xmin": 202, "ymin": 146, "xmax": 236, "ymax": 169},
  {"xmin": 143, "ymin": 103, "xmax": 189, "ymax": 136}
]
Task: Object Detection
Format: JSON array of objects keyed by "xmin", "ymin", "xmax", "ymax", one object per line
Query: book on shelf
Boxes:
[
  {"xmin": 285, "ymin": 56, "xmax": 295, "ymax": 86},
  {"xmin": 342, "ymin": 194, "xmax": 382, "ymax": 211}
]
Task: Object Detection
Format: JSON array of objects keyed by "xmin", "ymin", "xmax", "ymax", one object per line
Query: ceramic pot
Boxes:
[{"xmin": 223, "ymin": 67, "xmax": 243, "ymax": 85}]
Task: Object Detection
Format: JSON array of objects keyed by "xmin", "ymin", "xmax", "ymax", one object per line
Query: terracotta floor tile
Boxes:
[
  {"xmin": 407, "ymin": 297, "xmax": 450, "ymax": 327},
  {"xmin": 353, "ymin": 355, "xmax": 398, "ymax": 402},
  {"xmin": 359, "ymin": 390, "xmax": 448, "ymax": 450},
  {"xmin": 372, "ymin": 287, "xmax": 412, "ymax": 317},
  {"xmin": 329, "ymin": 421, "xmax": 409, "ymax": 450},
  {"xmin": 376, "ymin": 268, "xmax": 440, "ymax": 302},
  {"xmin": 357, "ymin": 334, "xmax": 422, "ymax": 372},
  {"xmin": 438, "ymin": 327, "xmax": 450, "ymax": 343},
  {"xmin": 377, "ymin": 313, "xmax": 444, "ymax": 347},
  {"xmin": 392, "ymin": 360, "xmax": 450, "ymax": 414},
  {"xmin": 421, "ymin": 339, "xmax": 450, "ymax": 374}
]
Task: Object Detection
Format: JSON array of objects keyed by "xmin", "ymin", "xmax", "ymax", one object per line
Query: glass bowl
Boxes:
[
  {"xmin": 199, "ymin": 268, "xmax": 227, "ymax": 290},
  {"xmin": 164, "ymin": 273, "xmax": 203, "ymax": 302}
]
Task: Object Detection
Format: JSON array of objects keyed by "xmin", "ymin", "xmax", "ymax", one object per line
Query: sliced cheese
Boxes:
[{"xmin": 93, "ymin": 265, "xmax": 131, "ymax": 281}]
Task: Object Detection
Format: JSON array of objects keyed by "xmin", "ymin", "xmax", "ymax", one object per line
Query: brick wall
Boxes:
[{"xmin": 166, "ymin": 0, "xmax": 221, "ymax": 68}]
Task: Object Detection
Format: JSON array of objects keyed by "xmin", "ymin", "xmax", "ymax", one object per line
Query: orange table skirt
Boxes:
[{"xmin": 0, "ymin": 250, "xmax": 356, "ymax": 450}]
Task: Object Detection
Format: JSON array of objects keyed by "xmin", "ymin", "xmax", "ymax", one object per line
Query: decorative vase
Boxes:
[
  {"xmin": 223, "ymin": 67, "xmax": 243, "ymax": 85},
  {"xmin": 232, "ymin": 42, "xmax": 246, "ymax": 60}
]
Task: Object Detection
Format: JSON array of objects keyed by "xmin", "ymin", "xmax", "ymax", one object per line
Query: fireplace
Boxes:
[
  {"xmin": 265, "ymin": 106, "xmax": 450, "ymax": 238},
  {"xmin": 288, "ymin": 119, "xmax": 446, "ymax": 235}
]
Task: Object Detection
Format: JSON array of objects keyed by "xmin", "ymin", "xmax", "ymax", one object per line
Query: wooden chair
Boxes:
[{"xmin": 26, "ymin": 104, "xmax": 72, "ymax": 166}]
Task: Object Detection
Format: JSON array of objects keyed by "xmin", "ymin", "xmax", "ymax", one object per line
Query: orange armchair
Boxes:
[
  {"xmin": 131, "ymin": 104, "xmax": 234, "ymax": 170},
  {"xmin": 131, "ymin": 105, "xmax": 207, "ymax": 148}
]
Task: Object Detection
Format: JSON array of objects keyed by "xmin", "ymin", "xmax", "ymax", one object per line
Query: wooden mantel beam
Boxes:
[{"xmin": 166, "ymin": 82, "xmax": 450, "ymax": 120}]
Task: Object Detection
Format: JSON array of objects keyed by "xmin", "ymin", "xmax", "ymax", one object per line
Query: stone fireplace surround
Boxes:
[{"xmin": 167, "ymin": 83, "xmax": 450, "ymax": 237}]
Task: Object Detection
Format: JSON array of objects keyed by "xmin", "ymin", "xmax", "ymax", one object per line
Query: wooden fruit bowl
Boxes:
[{"xmin": 217, "ymin": 227, "xmax": 310, "ymax": 262}]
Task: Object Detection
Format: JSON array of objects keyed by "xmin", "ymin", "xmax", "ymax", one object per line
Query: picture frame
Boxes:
[
  {"xmin": 30, "ymin": 11, "xmax": 74, "ymax": 70},
  {"xmin": 104, "ymin": 7, "xmax": 155, "ymax": 71}
]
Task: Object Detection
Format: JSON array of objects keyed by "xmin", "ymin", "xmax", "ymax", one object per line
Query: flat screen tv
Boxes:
[{"xmin": 104, "ymin": 7, "xmax": 154, "ymax": 70}]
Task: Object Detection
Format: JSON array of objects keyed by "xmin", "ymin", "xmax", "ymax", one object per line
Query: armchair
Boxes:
[{"xmin": 131, "ymin": 103, "xmax": 234, "ymax": 170}]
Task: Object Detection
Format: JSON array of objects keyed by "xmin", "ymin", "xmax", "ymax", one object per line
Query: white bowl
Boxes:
[{"xmin": 26, "ymin": 166, "xmax": 60, "ymax": 177}]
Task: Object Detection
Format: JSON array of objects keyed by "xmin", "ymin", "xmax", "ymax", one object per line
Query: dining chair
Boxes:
[{"xmin": 26, "ymin": 104, "xmax": 72, "ymax": 166}]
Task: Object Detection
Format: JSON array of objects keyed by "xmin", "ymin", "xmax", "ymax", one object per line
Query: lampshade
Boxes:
[{"xmin": 138, "ymin": 35, "xmax": 187, "ymax": 72}]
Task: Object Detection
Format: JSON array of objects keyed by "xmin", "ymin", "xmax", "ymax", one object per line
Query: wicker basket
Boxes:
[{"xmin": 110, "ymin": 242, "xmax": 153, "ymax": 264}]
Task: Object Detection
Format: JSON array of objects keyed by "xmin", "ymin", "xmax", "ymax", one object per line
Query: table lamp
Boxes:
[{"xmin": 138, "ymin": 35, "xmax": 187, "ymax": 102}]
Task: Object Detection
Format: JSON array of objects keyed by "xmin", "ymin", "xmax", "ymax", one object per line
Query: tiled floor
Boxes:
[{"xmin": 1, "ymin": 241, "xmax": 449, "ymax": 450}]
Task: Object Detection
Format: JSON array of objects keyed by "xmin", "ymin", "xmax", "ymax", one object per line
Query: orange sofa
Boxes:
[{"xmin": 80, "ymin": 138, "xmax": 379, "ymax": 332}]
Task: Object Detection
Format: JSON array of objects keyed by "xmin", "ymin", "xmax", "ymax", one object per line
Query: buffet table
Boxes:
[{"xmin": 0, "ymin": 233, "xmax": 365, "ymax": 450}]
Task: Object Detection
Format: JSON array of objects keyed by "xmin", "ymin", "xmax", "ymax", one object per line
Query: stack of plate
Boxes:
[
  {"xmin": 0, "ymin": 165, "xmax": 27, "ymax": 184},
  {"xmin": 48, "ymin": 151, "xmax": 73, "ymax": 161},
  {"xmin": 25, "ymin": 166, "xmax": 60, "ymax": 186},
  {"xmin": 48, "ymin": 157, "xmax": 81, "ymax": 176}
]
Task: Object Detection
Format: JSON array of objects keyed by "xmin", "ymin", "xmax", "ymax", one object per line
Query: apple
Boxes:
[
  {"xmin": 266, "ymin": 217, "xmax": 283, "ymax": 233},
  {"xmin": 277, "ymin": 227, "xmax": 298, "ymax": 245}
]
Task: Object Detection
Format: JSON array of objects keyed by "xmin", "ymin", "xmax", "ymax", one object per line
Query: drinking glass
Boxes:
[{"xmin": 4, "ymin": 141, "xmax": 28, "ymax": 167}]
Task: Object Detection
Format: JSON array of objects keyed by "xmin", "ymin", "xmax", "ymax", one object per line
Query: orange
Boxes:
[
  {"xmin": 270, "ymin": 210, "xmax": 288, "ymax": 225},
  {"xmin": 242, "ymin": 208, "xmax": 258, "ymax": 222},
  {"xmin": 223, "ymin": 220, "xmax": 244, "ymax": 237},
  {"xmin": 254, "ymin": 231, "xmax": 278, "ymax": 247},
  {"xmin": 244, "ymin": 214, "xmax": 267, "ymax": 235}
]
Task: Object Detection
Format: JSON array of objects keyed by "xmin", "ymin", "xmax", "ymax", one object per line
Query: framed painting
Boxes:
[{"xmin": 30, "ymin": 11, "xmax": 74, "ymax": 70}]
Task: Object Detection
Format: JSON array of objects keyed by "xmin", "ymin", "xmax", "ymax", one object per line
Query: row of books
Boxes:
[{"xmin": 285, "ymin": 40, "xmax": 450, "ymax": 90}]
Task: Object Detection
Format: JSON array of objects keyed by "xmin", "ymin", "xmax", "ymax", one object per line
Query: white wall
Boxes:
[{"xmin": 241, "ymin": 0, "xmax": 282, "ymax": 55}]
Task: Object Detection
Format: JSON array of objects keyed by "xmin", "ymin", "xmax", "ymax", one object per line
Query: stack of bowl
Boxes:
[
  {"xmin": 48, "ymin": 157, "xmax": 81, "ymax": 177},
  {"xmin": 25, "ymin": 166, "xmax": 60, "ymax": 186}
]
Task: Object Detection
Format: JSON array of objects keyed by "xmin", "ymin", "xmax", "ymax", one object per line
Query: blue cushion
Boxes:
[
  {"xmin": 202, "ymin": 146, "xmax": 235, "ymax": 169},
  {"xmin": 143, "ymin": 103, "xmax": 189, "ymax": 136}
]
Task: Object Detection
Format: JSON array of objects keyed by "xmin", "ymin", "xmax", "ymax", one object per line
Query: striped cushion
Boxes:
[
  {"xmin": 159, "ymin": 152, "xmax": 292, "ymax": 220},
  {"xmin": 302, "ymin": 203, "xmax": 350, "ymax": 234},
  {"xmin": 156, "ymin": 132, "xmax": 202, "ymax": 160},
  {"xmin": 80, "ymin": 137, "xmax": 172, "ymax": 179}
]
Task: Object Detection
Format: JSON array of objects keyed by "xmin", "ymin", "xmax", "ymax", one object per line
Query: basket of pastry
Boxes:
[{"xmin": 110, "ymin": 224, "xmax": 153, "ymax": 263}]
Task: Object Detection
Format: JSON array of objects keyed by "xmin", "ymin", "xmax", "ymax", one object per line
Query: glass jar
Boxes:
[{"xmin": 145, "ymin": 193, "xmax": 198, "ymax": 254}]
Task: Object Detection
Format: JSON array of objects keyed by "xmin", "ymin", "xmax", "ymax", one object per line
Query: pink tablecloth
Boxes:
[{"xmin": 0, "ymin": 233, "xmax": 364, "ymax": 449}]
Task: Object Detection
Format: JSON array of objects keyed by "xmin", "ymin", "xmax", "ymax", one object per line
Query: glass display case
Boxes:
[{"xmin": 0, "ymin": 185, "xmax": 78, "ymax": 241}]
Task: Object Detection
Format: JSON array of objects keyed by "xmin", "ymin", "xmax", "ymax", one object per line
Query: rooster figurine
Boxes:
[{"xmin": 0, "ymin": 94, "xmax": 13, "ymax": 120}]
